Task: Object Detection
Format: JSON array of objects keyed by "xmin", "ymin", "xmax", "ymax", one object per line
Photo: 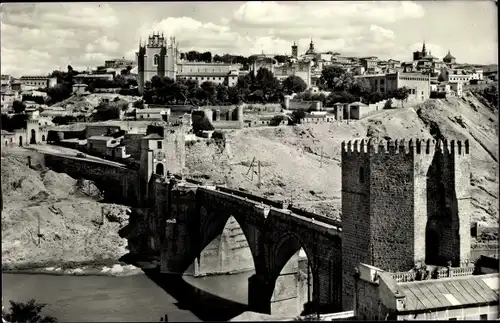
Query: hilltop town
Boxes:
[{"xmin": 1, "ymin": 34, "xmax": 499, "ymax": 321}]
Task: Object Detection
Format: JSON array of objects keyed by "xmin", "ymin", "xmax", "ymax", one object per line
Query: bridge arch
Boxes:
[
  {"xmin": 197, "ymin": 205, "xmax": 264, "ymax": 275},
  {"xmin": 269, "ymin": 232, "xmax": 317, "ymax": 316}
]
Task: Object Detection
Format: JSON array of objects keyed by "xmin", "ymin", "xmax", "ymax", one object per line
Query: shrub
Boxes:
[
  {"xmin": 383, "ymin": 99, "xmax": 393, "ymax": 109},
  {"xmin": 3, "ymin": 299, "xmax": 58, "ymax": 323}
]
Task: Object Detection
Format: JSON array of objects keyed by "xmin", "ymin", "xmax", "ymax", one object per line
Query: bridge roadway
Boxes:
[{"xmin": 199, "ymin": 185, "xmax": 343, "ymax": 235}]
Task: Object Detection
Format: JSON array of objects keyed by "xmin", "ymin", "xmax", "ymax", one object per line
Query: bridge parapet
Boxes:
[{"xmin": 198, "ymin": 187, "xmax": 342, "ymax": 236}]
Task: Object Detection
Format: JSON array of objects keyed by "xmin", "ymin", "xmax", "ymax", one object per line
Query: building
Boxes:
[
  {"xmin": 74, "ymin": 74, "xmax": 114, "ymax": 83},
  {"xmin": 104, "ymin": 57, "xmax": 135, "ymax": 69},
  {"xmin": 72, "ymin": 83, "xmax": 88, "ymax": 95},
  {"xmin": 1, "ymin": 119, "xmax": 48, "ymax": 147},
  {"xmin": 356, "ymin": 72, "xmax": 431, "ymax": 102},
  {"xmin": 135, "ymin": 107, "xmax": 170, "ymax": 121},
  {"xmin": 341, "ymin": 138, "xmax": 472, "ymax": 310},
  {"xmin": 354, "ymin": 262, "xmax": 498, "ymax": 320},
  {"xmin": 1, "ymin": 90, "xmax": 20, "ymax": 110},
  {"xmin": 177, "ymin": 62, "xmax": 239, "ymax": 87},
  {"xmin": 440, "ymin": 69, "xmax": 472, "ymax": 84},
  {"xmin": 19, "ymin": 76, "xmax": 57, "ymax": 89},
  {"xmin": 136, "ymin": 33, "xmax": 240, "ymax": 95},
  {"xmin": 443, "ymin": 50, "xmax": 457, "ymax": 65},
  {"xmin": 251, "ymin": 56, "xmax": 312, "ymax": 88},
  {"xmin": 412, "ymin": 41, "xmax": 427, "ymax": 61},
  {"xmin": 87, "ymin": 136, "xmax": 121, "ymax": 155}
]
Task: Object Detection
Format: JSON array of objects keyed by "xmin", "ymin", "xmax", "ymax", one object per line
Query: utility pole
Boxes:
[
  {"xmin": 257, "ymin": 160, "xmax": 261, "ymax": 187},
  {"xmin": 320, "ymin": 146, "xmax": 323, "ymax": 168},
  {"xmin": 37, "ymin": 212, "xmax": 41, "ymax": 246}
]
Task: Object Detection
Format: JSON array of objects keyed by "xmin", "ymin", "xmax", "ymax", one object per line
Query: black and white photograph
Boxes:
[{"xmin": 1, "ymin": 1, "xmax": 498, "ymax": 321}]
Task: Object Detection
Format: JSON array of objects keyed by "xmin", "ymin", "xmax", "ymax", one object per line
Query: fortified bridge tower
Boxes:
[{"xmin": 341, "ymin": 138, "xmax": 471, "ymax": 310}]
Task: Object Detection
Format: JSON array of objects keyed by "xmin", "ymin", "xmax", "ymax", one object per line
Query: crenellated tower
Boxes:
[{"xmin": 341, "ymin": 138, "xmax": 471, "ymax": 310}]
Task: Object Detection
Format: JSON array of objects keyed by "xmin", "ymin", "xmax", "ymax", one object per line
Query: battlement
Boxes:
[
  {"xmin": 341, "ymin": 138, "xmax": 469, "ymax": 156},
  {"xmin": 27, "ymin": 119, "xmax": 39, "ymax": 125}
]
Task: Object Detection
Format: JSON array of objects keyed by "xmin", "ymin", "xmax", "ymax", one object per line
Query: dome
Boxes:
[{"xmin": 443, "ymin": 50, "xmax": 456, "ymax": 61}]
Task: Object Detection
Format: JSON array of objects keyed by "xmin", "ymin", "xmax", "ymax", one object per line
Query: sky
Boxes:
[{"xmin": 0, "ymin": 1, "xmax": 498, "ymax": 77}]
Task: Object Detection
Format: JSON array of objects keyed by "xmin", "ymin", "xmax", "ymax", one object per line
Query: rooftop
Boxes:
[
  {"xmin": 398, "ymin": 273, "xmax": 498, "ymax": 312},
  {"xmin": 143, "ymin": 133, "xmax": 163, "ymax": 140},
  {"xmin": 87, "ymin": 136, "xmax": 115, "ymax": 141}
]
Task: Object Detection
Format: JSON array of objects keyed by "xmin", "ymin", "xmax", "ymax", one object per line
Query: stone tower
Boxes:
[
  {"xmin": 136, "ymin": 33, "xmax": 168, "ymax": 95},
  {"xmin": 341, "ymin": 138, "xmax": 471, "ymax": 310},
  {"xmin": 139, "ymin": 126, "xmax": 186, "ymax": 203},
  {"xmin": 291, "ymin": 41, "xmax": 298, "ymax": 58}
]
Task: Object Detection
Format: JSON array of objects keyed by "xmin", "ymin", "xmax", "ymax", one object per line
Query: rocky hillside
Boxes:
[
  {"xmin": 186, "ymin": 91, "xmax": 498, "ymax": 226},
  {"xmin": 1, "ymin": 154, "xmax": 130, "ymax": 269}
]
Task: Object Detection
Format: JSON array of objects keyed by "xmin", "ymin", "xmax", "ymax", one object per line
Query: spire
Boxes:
[{"xmin": 422, "ymin": 40, "xmax": 426, "ymax": 54}]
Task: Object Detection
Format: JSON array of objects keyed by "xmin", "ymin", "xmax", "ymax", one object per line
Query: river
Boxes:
[{"xmin": 2, "ymin": 270, "xmax": 254, "ymax": 322}]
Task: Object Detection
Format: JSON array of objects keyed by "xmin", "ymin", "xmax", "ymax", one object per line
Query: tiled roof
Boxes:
[{"xmin": 398, "ymin": 273, "xmax": 499, "ymax": 311}]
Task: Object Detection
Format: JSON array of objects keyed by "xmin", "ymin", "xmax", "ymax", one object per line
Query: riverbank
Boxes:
[{"xmin": 2, "ymin": 259, "xmax": 149, "ymax": 277}]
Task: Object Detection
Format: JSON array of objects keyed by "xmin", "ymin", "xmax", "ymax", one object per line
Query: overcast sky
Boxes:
[{"xmin": 1, "ymin": 1, "xmax": 497, "ymax": 77}]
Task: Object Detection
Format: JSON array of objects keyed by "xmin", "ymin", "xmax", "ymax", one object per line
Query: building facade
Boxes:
[
  {"xmin": 105, "ymin": 57, "xmax": 135, "ymax": 69},
  {"xmin": 356, "ymin": 72, "xmax": 431, "ymax": 101},
  {"xmin": 19, "ymin": 76, "xmax": 57, "ymax": 89}
]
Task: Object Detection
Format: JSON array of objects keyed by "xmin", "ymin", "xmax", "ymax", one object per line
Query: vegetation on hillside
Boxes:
[
  {"xmin": 2, "ymin": 299, "xmax": 58, "ymax": 323},
  {"xmin": 143, "ymin": 66, "xmax": 411, "ymax": 107},
  {"xmin": 469, "ymin": 83, "xmax": 498, "ymax": 111}
]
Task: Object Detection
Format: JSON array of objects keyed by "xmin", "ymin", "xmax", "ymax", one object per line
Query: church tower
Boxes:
[
  {"xmin": 136, "ymin": 32, "xmax": 168, "ymax": 95},
  {"xmin": 291, "ymin": 41, "xmax": 298, "ymax": 58}
]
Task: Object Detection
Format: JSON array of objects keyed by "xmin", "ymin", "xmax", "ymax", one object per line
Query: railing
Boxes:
[{"xmin": 391, "ymin": 265, "xmax": 476, "ymax": 282}]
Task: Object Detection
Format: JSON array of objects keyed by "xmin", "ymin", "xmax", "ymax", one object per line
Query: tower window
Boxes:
[
  {"xmin": 359, "ymin": 166, "xmax": 365, "ymax": 183},
  {"xmin": 154, "ymin": 54, "xmax": 159, "ymax": 66},
  {"xmin": 157, "ymin": 141, "xmax": 162, "ymax": 149}
]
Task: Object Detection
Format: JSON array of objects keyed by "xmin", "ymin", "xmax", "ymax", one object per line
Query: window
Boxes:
[
  {"xmin": 381, "ymin": 79, "xmax": 385, "ymax": 85},
  {"xmin": 480, "ymin": 315, "xmax": 487, "ymax": 320},
  {"xmin": 157, "ymin": 141, "xmax": 162, "ymax": 149},
  {"xmin": 153, "ymin": 54, "xmax": 159, "ymax": 66},
  {"xmin": 359, "ymin": 166, "xmax": 365, "ymax": 183}
]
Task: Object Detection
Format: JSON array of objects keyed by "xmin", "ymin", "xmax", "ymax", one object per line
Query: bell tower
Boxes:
[{"xmin": 291, "ymin": 41, "xmax": 298, "ymax": 58}]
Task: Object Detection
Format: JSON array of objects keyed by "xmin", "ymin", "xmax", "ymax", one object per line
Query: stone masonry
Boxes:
[
  {"xmin": 341, "ymin": 138, "xmax": 471, "ymax": 310},
  {"xmin": 158, "ymin": 182, "xmax": 343, "ymax": 314}
]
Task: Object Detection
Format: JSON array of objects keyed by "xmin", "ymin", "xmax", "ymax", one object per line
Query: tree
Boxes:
[
  {"xmin": 291, "ymin": 110, "xmax": 306, "ymax": 124},
  {"xmin": 12, "ymin": 100, "xmax": 26, "ymax": 114},
  {"xmin": 215, "ymin": 84, "xmax": 229, "ymax": 104},
  {"xmin": 3, "ymin": 299, "xmax": 58, "ymax": 323},
  {"xmin": 320, "ymin": 66, "xmax": 345, "ymax": 90},
  {"xmin": 200, "ymin": 51, "xmax": 212, "ymax": 63},
  {"xmin": 394, "ymin": 87, "xmax": 410, "ymax": 108},
  {"xmin": 283, "ymin": 75, "xmax": 307, "ymax": 94},
  {"xmin": 200, "ymin": 81, "xmax": 217, "ymax": 104}
]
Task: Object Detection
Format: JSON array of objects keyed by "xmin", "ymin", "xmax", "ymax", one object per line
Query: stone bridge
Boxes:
[
  {"xmin": 40, "ymin": 152, "xmax": 345, "ymax": 315},
  {"xmin": 157, "ymin": 178, "xmax": 343, "ymax": 315}
]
